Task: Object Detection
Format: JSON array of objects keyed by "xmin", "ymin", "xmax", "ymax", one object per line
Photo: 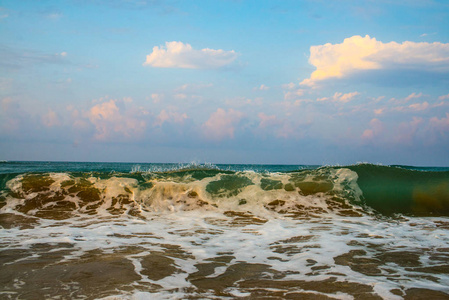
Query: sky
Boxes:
[{"xmin": 1, "ymin": 0, "xmax": 449, "ymax": 165}]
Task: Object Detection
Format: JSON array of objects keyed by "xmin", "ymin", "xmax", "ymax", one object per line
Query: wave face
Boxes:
[
  {"xmin": 1, "ymin": 163, "xmax": 448, "ymax": 220},
  {"xmin": 1, "ymin": 162, "xmax": 449, "ymax": 299},
  {"xmin": 347, "ymin": 164, "xmax": 449, "ymax": 216}
]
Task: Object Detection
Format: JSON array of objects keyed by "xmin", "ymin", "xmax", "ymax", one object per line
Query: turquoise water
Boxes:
[
  {"xmin": 1, "ymin": 160, "xmax": 447, "ymax": 174},
  {"xmin": 0, "ymin": 160, "xmax": 319, "ymax": 174}
]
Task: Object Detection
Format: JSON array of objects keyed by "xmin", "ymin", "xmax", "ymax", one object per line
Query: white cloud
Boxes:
[
  {"xmin": 202, "ymin": 108, "xmax": 244, "ymax": 140},
  {"xmin": 174, "ymin": 93, "xmax": 187, "ymax": 100},
  {"xmin": 255, "ymin": 84, "xmax": 270, "ymax": 91},
  {"xmin": 282, "ymin": 82, "xmax": 297, "ymax": 90},
  {"xmin": 284, "ymin": 89, "xmax": 305, "ymax": 100},
  {"xmin": 301, "ymin": 35, "xmax": 449, "ymax": 86},
  {"xmin": 151, "ymin": 93, "xmax": 164, "ymax": 103},
  {"xmin": 420, "ymin": 32, "xmax": 436, "ymax": 38},
  {"xmin": 143, "ymin": 41, "xmax": 238, "ymax": 69}
]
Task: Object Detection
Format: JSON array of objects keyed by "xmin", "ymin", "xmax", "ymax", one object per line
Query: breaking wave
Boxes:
[{"xmin": 1, "ymin": 164, "xmax": 448, "ymax": 223}]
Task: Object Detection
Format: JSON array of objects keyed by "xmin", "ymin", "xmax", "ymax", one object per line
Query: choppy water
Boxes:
[{"xmin": 0, "ymin": 161, "xmax": 449, "ymax": 299}]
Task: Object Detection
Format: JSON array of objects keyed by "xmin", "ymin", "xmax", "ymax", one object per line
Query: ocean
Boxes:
[{"xmin": 0, "ymin": 161, "xmax": 448, "ymax": 299}]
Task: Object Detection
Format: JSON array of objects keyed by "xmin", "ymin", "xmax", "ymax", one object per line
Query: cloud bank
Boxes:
[
  {"xmin": 144, "ymin": 41, "xmax": 238, "ymax": 69},
  {"xmin": 301, "ymin": 35, "xmax": 449, "ymax": 86}
]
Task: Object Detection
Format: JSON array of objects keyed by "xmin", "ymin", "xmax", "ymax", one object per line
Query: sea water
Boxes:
[{"xmin": 0, "ymin": 161, "xmax": 448, "ymax": 299}]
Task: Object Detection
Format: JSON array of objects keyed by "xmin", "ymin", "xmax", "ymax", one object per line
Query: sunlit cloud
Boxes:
[
  {"xmin": 202, "ymin": 108, "xmax": 244, "ymax": 140},
  {"xmin": 408, "ymin": 101, "xmax": 429, "ymax": 111},
  {"xmin": 404, "ymin": 92, "xmax": 423, "ymax": 102},
  {"xmin": 301, "ymin": 35, "xmax": 449, "ymax": 86},
  {"xmin": 316, "ymin": 91, "xmax": 359, "ymax": 103},
  {"xmin": 87, "ymin": 99, "xmax": 146, "ymax": 141},
  {"xmin": 333, "ymin": 91, "xmax": 360, "ymax": 103},
  {"xmin": 143, "ymin": 41, "xmax": 238, "ymax": 69}
]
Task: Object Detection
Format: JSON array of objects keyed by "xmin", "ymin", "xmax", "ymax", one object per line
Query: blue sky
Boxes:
[{"xmin": 1, "ymin": 0, "xmax": 449, "ymax": 165}]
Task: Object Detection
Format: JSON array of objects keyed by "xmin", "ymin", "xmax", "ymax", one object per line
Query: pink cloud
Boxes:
[
  {"xmin": 316, "ymin": 91, "xmax": 359, "ymax": 103},
  {"xmin": 42, "ymin": 109, "xmax": 60, "ymax": 127},
  {"xmin": 258, "ymin": 112, "xmax": 278, "ymax": 128},
  {"xmin": 430, "ymin": 113, "xmax": 449, "ymax": 133},
  {"xmin": 154, "ymin": 109, "xmax": 188, "ymax": 127},
  {"xmin": 88, "ymin": 99, "xmax": 146, "ymax": 140},
  {"xmin": 202, "ymin": 108, "xmax": 244, "ymax": 140},
  {"xmin": 404, "ymin": 92, "xmax": 423, "ymax": 102},
  {"xmin": 284, "ymin": 89, "xmax": 305, "ymax": 100},
  {"xmin": 361, "ymin": 118, "xmax": 384, "ymax": 141},
  {"xmin": 333, "ymin": 91, "xmax": 360, "ymax": 103},
  {"xmin": 395, "ymin": 117, "xmax": 424, "ymax": 144},
  {"xmin": 151, "ymin": 93, "xmax": 164, "ymax": 103},
  {"xmin": 408, "ymin": 101, "xmax": 429, "ymax": 111},
  {"xmin": 438, "ymin": 93, "xmax": 449, "ymax": 101},
  {"xmin": 0, "ymin": 97, "xmax": 21, "ymax": 131}
]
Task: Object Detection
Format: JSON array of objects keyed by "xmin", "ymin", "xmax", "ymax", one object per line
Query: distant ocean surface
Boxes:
[{"xmin": 1, "ymin": 161, "xmax": 449, "ymax": 299}]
